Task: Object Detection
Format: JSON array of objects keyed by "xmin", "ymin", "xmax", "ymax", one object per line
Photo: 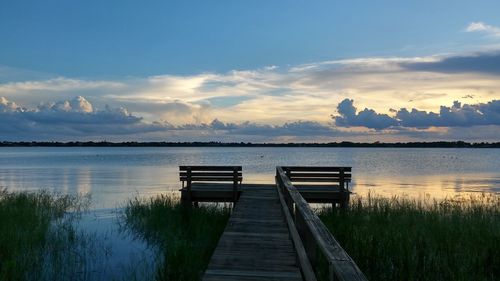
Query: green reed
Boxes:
[
  {"xmin": 0, "ymin": 189, "xmax": 96, "ymax": 281},
  {"xmin": 123, "ymin": 194, "xmax": 230, "ymax": 281},
  {"xmin": 318, "ymin": 193, "xmax": 500, "ymax": 281}
]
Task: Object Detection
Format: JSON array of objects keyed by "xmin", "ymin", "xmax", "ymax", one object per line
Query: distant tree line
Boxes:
[{"xmin": 0, "ymin": 141, "xmax": 498, "ymax": 148}]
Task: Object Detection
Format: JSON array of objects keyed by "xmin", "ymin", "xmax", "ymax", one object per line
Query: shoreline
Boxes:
[{"xmin": 1, "ymin": 140, "xmax": 499, "ymax": 148}]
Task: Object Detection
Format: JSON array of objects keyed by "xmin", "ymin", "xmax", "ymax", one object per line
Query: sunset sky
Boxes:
[{"xmin": 1, "ymin": 1, "xmax": 499, "ymax": 142}]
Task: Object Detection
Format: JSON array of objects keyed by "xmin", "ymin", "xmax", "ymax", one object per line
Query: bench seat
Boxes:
[
  {"xmin": 179, "ymin": 166, "xmax": 243, "ymax": 205},
  {"xmin": 280, "ymin": 166, "xmax": 352, "ymax": 207}
]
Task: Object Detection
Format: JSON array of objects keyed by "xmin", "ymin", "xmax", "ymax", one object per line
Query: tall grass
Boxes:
[
  {"xmin": 123, "ymin": 194, "xmax": 230, "ymax": 281},
  {"xmin": 0, "ymin": 189, "xmax": 92, "ymax": 280},
  {"xmin": 318, "ymin": 193, "xmax": 500, "ymax": 281}
]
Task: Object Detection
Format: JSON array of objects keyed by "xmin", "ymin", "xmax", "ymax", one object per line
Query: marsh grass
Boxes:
[
  {"xmin": 318, "ymin": 193, "xmax": 500, "ymax": 281},
  {"xmin": 0, "ymin": 188, "xmax": 100, "ymax": 280},
  {"xmin": 123, "ymin": 193, "xmax": 230, "ymax": 281}
]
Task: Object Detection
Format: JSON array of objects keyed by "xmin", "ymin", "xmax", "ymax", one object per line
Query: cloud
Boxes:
[
  {"xmin": 401, "ymin": 52, "xmax": 500, "ymax": 74},
  {"xmin": 0, "ymin": 77, "xmax": 124, "ymax": 94},
  {"xmin": 202, "ymin": 119, "xmax": 337, "ymax": 137},
  {"xmin": 334, "ymin": 99, "xmax": 500, "ymax": 129},
  {"xmin": 2, "ymin": 47, "xmax": 500, "ymax": 141},
  {"xmin": 334, "ymin": 99, "xmax": 398, "ymax": 130},
  {"xmin": 0, "ymin": 96, "xmax": 170, "ymax": 139},
  {"xmin": 0, "ymin": 96, "xmax": 344, "ymax": 141},
  {"xmin": 2, "ymin": 50, "xmax": 500, "ymax": 126},
  {"xmin": 38, "ymin": 95, "xmax": 94, "ymax": 113},
  {"xmin": 1, "ymin": 95, "xmax": 498, "ymax": 142},
  {"xmin": 0, "ymin": 96, "xmax": 22, "ymax": 112},
  {"xmin": 466, "ymin": 21, "xmax": 500, "ymax": 37}
]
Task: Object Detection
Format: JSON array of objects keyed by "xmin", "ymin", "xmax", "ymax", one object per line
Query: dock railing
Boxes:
[{"xmin": 276, "ymin": 166, "xmax": 368, "ymax": 281}]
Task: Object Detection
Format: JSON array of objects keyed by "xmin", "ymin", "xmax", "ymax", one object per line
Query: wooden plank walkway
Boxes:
[{"xmin": 202, "ymin": 184, "xmax": 303, "ymax": 281}]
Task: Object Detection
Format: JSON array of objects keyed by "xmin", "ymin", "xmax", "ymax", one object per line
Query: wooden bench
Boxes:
[
  {"xmin": 280, "ymin": 166, "xmax": 352, "ymax": 207},
  {"xmin": 179, "ymin": 165, "xmax": 242, "ymax": 206}
]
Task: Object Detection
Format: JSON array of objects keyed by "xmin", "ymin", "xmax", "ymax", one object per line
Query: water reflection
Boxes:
[
  {"xmin": 0, "ymin": 167, "xmax": 173, "ymax": 209},
  {"xmin": 352, "ymin": 173, "xmax": 500, "ymax": 198},
  {"xmin": 72, "ymin": 209, "xmax": 159, "ymax": 281},
  {"xmin": 0, "ymin": 147, "xmax": 499, "ymax": 208}
]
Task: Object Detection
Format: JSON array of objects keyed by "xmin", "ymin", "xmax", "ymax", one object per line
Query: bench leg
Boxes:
[
  {"xmin": 339, "ymin": 193, "xmax": 350, "ymax": 209},
  {"xmin": 181, "ymin": 189, "xmax": 192, "ymax": 208}
]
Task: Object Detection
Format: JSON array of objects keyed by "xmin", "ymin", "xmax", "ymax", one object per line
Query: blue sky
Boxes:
[
  {"xmin": 2, "ymin": 0, "xmax": 499, "ymax": 77},
  {"xmin": 1, "ymin": 1, "xmax": 499, "ymax": 141}
]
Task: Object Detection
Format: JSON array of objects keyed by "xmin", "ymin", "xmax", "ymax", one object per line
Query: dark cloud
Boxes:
[
  {"xmin": 334, "ymin": 99, "xmax": 398, "ymax": 129},
  {"xmin": 395, "ymin": 108, "xmax": 441, "ymax": 128},
  {"xmin": 182, "ymin": 119, "xmax": 338, "ymax": 137},
  {"xmin": 402, "ymin": 52, "xmax": 500, "ymax": 74},
  {"xmin": 2, "ymin": 95, "xmax": 499, "ymax": 141},
  {"xmin": 0, "ymin": 96, "xmax": 342, "ymax": 140},
  {"xmin": 334, "ymin": 99, "xmax": 500, "ymax": 129},
  {"xmin": 0, "ymin": 96, "xmax": 169, "ymax": 139},
  {"xmin": 398, "ymin": 100, "xmax": 500, "ymax": 127}
]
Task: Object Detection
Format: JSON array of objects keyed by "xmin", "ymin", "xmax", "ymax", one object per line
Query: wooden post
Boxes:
[
  {"xmin": 342, "ymin": 192, "xmax": 350, "ymax": 209},
  {"xmin": 233, "ymin": 167, "xmax": 238, "ymax": 204},
  {"xmin": 186, "ymin": 167, "xmax": 192, "ymax": 207},
  {"xmin": 339, "ymin": 168, "xmax": 345, "ymax": 192},
  {"xmin": 339, "ymin": 168, "xmax": 348, "ymax": 209}
]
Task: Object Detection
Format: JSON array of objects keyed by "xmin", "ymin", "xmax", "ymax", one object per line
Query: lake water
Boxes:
[
  {"xmin": 1, "ymin": 147, "xmax": 499, "ymax": 209},
  {"xmin": 1, "ymin": 147, "xmax": 499, "ymax": 280}
]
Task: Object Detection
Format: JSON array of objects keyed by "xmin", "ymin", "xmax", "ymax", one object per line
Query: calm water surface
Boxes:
[
  {"xmin": 0, "ymin": 147, "xmax": 498, "ymax": 208},
  {"xmin": 0, "ymin": 147, "xmax": 498, "ymax": 279}
]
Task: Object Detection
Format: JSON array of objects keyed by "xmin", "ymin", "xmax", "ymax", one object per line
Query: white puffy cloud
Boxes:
[
  {"xmin": 38, "ymin": 96, "xmax": 94, "ymax": 113},
  {"xmin": 466, "ymin": 22, "xmax": 500, "ymax": 37},
  {"xmin": 0, "ymin": 96, "xmax": 22, "ymax": 112}
]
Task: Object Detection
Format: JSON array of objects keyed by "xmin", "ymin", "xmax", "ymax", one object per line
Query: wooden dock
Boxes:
[
  {"xmin": 179, "ymin": 166, "xmax": 367, "ymax": 281},
  {"xmin": 202, "ymin": 184, "xmax": 303, "ymax": 281}
]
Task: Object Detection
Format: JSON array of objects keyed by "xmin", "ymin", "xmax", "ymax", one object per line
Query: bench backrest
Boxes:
[
  {"xmin": 280, "ymin": 166, "xmax": 351, "ymax": 191},
  {"xmin": 179, "ymin": 166, "xmax": 242, "ymax": 183}
]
